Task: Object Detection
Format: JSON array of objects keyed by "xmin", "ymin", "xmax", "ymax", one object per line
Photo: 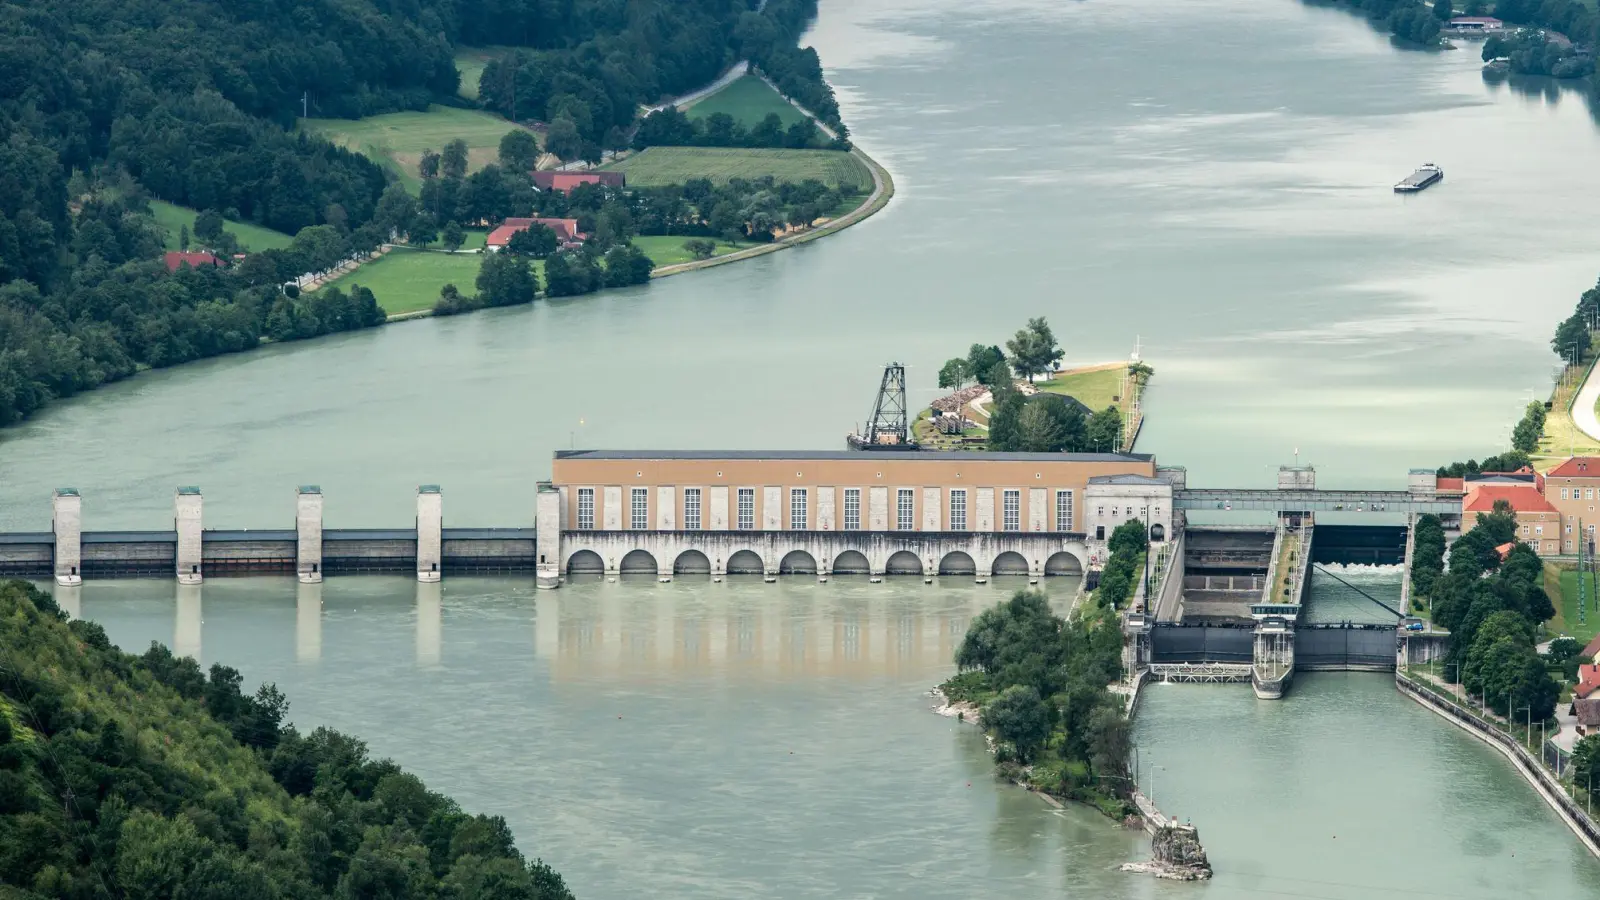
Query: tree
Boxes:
[
  {"xmin": 507, "ymin": 225, "xmax": 559, "ymax": 259},
  {"xmin": 442, "ymin": 139, "xmax": 470, "ymax": 181},
  {"xmin": 602, "ymin": 244, "xmax": 655, "ymax": 287},
  {"xmin": 373, "ymin": 184, "xmax": 418, "ymax": 240},
  {"xmin": 544, "ymin": 117, "xmax": 583, "ymax": 161},
  {"xmin": 986, "ymin": 392, "xmax": 1027, "ymax": 452},
  {"xmin": 1086, "ymin": 406, "xmax": 1122, "ymax": 452},
  {"xmin": 410, "ymin": 216, "xmax": 438, "ymax": 249},
  {"xmin": 967, "ymin": 345, "xmax": 1006, "ymax": 386},
  {"xmin": 178, "ymin": 224, "xmax": 190, "ymax": 251},
  {"xmin": 1411, "ymin": 514, "xmax": 1446, "ymax": 600},
  {"xmin": 442, "ymin": 221, "xmax": 465, "ymax": 252},
  {"xmin": 1433, "ymin": 0, "xmax": 1453, "ymax": 19},
  {"xmin": 419, "ymin": 149, "xmax": 441, "ymax": 181},
  {"xmin": 1511, "ymin": 401, "xmax": 1546, "ymax": 453},
  {"xmin": 1553, "ymin": 312, "xmax": 1590, "ymax": 363},
  {"xmin": 1005, "ymin": 317, "xmax": 1064, "ymax": 382},
  {"xmin": 938, "ymin": 358, "xmax": 972, "ymax": 390},
  {"xmin": 194, "ymin": 209, "xmax": 225, "ymax": 243},
  {"xmin": 1017, "ymin": 399, "xmax": 1066, "ymax": 452},
  {"xmin": 498, "ymin": 130, "xmax": 539, "ymax": 173},
  {"xmin": 1108, "ymin": 519, "xmax": 1150, "ymax": 557},
  {"xmin": 476, "ymin": 251, "xmax": 538, "ymax": 307},
  {"xmin": 683, "ymin": 238, "xmax": 716, "ymax": 260},
  {"xmin": 1574, "ymin": 735, "xmax": 1600, "ymax": 806},
  {"xmin": 982, "ymin": 685, "xmax": 1052, "ymax": 763}
]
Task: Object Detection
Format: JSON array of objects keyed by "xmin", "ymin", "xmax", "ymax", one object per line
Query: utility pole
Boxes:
[{"xmin": 301, "ymin": 91, "xmax": 308, "ymax": 119}]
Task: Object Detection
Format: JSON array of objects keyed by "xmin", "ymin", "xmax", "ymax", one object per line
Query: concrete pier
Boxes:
[
  {"xmin": 297, "ymin": 486, "xmax": 323, "ymax": 584},
  {"xmin": 417, "ymin": 485, "xmax": 442, "ymax": 583},
  {"xmin": 536, "ymin": 482, "xmax": 561, "ymax": 589},
  {"xmin": 52, "ymin": 488, "xmax": 82, "ymax": 586},
  {"xmin": 175, "ymin": 487, "xmax": 203, "ymax": 585}
]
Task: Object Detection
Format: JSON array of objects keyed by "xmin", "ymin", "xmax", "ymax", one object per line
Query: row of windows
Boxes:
[
  {"xmin": 572, "ymin": 487, "xmax": 1081, "ymax": 531},
  {"xmin": 1563, "ymin": 488, "xmax": 1599, "ymax": 500},
  {"xmin": 1526, "ymin": 523, "xmax": 1598, "ymax": 536}
]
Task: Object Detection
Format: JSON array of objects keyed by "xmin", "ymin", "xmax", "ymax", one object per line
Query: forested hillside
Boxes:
[
  {"xmin": 0, "ymin": 0, "xmax": 841, "ymax": 428},
  {"xmin": 0, "ymin": 580, "xmax": 574, "ymax": 899}
]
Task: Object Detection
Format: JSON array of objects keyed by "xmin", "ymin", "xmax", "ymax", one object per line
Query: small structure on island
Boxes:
[
  {"xmin": 1122, "ymin": 823, "xmax": 1213, "ymax": 881},
  {"xmin": 846, "ymin": 362, "xmax": 920, "ymax": 451}
]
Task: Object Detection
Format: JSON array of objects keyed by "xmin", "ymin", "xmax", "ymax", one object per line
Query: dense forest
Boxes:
[
  {"xmin": 0, "ymin": 0, "xmax": 841, "ymax": 428},
  {"xmin": 0, "ymin": 580, "xmax": 574, "ymax": 899}
]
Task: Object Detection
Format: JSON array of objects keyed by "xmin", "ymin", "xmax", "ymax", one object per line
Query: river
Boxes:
[{"xmin": 11, "ymin": 0, "xmax": 1600, "ymax": 894}]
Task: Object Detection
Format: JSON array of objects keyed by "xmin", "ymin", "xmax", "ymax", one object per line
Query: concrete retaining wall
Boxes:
[{"xmin": 1397, "ymin": 672, "xmax": 1600, "ymax": 857}]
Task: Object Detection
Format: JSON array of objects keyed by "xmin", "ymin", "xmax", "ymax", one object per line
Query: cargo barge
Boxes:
[{"xmin": 1394, "ymin": 163, "xmax": 1443, "ymax": 193}]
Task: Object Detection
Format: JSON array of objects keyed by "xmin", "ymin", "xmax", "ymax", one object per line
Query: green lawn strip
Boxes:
[
  {"xmin": 630, "ymin": 235, "xmax": 754, "ymax": 268},
  {"xmin": 685, "ymin": 75, "xmax": 806, "ymax": 127},
  {"xmin": 599, "ymin": 146, "xmax": 871, "ymax": 190},
  {"xmin": 1037, "ymin": 366, "xmax": 1125, "ymax": 412},
  {"xmin": 149, "ymin": 200, "xmax": 293, "ymax": 252},
  {"xmin": 301, "ymin": 105, "xmax": 532, "ymax": 194},
  {"xmin": 316, "ymin": 248, "xmax": 512, "ymax": 316},
  {"xmin": 1555, "ymin": 568, "xmax": 1600, "ymax": 645}
]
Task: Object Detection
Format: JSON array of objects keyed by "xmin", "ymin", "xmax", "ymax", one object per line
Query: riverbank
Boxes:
[{"xmin": 1397, "ymin": 668, "xmax": 1600, "ymax": 857}]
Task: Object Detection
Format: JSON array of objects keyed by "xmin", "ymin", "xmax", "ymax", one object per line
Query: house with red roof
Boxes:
[
  {"xmin": 1543, "ymin": 457, "xmax": 1600, "ymax": 555},
  {"xmin": 163, "ymin": 251, "xmax": 222, "ymax": 273},
  {"xmin": 484, "ymin": 217, "xmax": 586, "ymax": 252},
  {"xmin": 1462, "ymin": 478, "xmax": 1559, "ymax": 555},
  {"xmin": 532, "ymin": 171, "xmax": 625, "ymax": 194},
  {"xmin": 1576, "ymin": 664, "xmax": 1600, "ymax": 700}
]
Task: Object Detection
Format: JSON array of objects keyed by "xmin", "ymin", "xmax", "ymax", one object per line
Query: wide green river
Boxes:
[{"xmin": 12, "ymin": 0, "xmax": 1600, "ymax": 894}]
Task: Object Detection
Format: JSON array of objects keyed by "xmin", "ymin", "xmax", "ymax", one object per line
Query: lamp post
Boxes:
[
  {"xmin": 1148, "ymin": 764, "xmax": 1166, "ymax": 808},
  {"xmin": 1517, "ymin": 705, "xmax": 1531, "ymax": 749}
]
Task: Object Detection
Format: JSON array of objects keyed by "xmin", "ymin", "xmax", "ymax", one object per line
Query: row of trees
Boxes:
[
  {"xmin": 986, "ymin": 386, "xmax": 1124, "ymax": 454},
  {"xmin": 1410, "ymin": 513, "xmax": 1448, "ymax": 604},
  {"xmin": 1434, "ymin": 451, "xmax": 1532, "ymax": 477},
  {"xmin": 633, "ymin": 107, "xmax": 836, "ymax": 151},
  {"xmin": 1484, "ymin": 28, "xmax": 1595, "ymax": 78},
  {"xmin": 1511, "ymin": 401, "xmax": 1548, "ymax": 454},
  {"xmin": 1096, "ymin": 521, "xmax": 1152, "ymax": 609},
  {"xmin": 0, "ymin": 580, "xmax": 575, "ymax": 899},
  {"xmin": 435, "ymin": 243, "xmax": 655, "ymax": 315},
  {"xmin": 939, "ymin": 318, "xmax": 1066, "ymax": 389},
  {"xmin": 0, "ymin": 193, "xmax": 389, "ymax": 426},
  {"xmin": 1552, "ymin": 275, "xmax": 1599, "ymax": 366},
  {"xmin": 1432, "ymin": 503, "xmax": 1561, "ymax": 722},
  {"xmin": 943, "ymin": 591, "xmax": 1132, "ymax": 816}
]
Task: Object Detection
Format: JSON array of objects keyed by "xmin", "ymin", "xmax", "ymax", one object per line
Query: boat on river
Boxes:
[{"xmin": 1394, "ymin": 163, "xmax": 1443, "ymax": 193}]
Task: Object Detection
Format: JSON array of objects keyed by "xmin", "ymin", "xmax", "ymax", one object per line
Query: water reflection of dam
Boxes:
[{"xmin": 63, "ymin": 576, "xmax": 1079, "ymax": 681}]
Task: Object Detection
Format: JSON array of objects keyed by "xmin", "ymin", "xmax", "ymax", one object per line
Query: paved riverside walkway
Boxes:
[{"xmin": 1575, "ymin": 359, "xmax": 1600, "ymax": 445}]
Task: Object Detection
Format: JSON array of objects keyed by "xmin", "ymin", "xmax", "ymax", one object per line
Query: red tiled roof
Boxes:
[
  {"xmin": 1548, "ymin": 457, "xmax": 1600, "ymax": 478},
  {"xmin": 532, "ymin": 171, "xmax": 624, "ymax": 193},
  {"xmin": 1582, "ymin": 633, "xmax": 1600, "ymax": 661},
  {"xmin": 1578, "ymin": 664, "xmax": 1600, "ymax": 700},
  {"xmin": 1462, "ymin": 484, "xmax": 1556, "ymax": 514},
  {"xmin": 1436, "ymin": 477, "xmax": 1464, "ymax": 493},
  {"xmin": 163, "ymin": 251, "xmax": 220, "ymax": 272},
  {"xmin": 485, "ymin": 217, "xmax": 585, "ymax": 247}
]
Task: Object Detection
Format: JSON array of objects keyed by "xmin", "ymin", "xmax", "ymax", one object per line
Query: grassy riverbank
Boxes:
[
  {"xmin": 600, "ymin": 146, "xmax": 872, "ymax": 190},
  {"xmin": 685, "ymin": 75, "xmax": 807, "ymax": 126}
]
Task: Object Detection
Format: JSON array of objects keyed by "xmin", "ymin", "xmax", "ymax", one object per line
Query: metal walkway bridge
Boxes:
[{"xmin": 1173, "ymin": 489, "xmax": 1460, "ymax": 515}]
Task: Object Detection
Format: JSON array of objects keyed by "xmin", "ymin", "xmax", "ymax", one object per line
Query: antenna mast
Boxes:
[{"xmin": 847, "ymin": 362, "xmax": 918, "ymax": 451}]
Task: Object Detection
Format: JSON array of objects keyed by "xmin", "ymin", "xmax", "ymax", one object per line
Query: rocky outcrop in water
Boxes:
[{"xmin": 1121, "ymin": 824, "xmax": 1213, "ymax": 881}]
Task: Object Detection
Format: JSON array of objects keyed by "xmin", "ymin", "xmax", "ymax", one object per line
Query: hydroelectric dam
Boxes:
[{"xmin": 4, "ymin": 453, "xmax": 1460, "ymax": 699}]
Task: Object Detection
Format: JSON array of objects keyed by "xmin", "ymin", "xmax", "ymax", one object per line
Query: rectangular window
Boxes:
[
  {"xmin": 1567, "ymin": 524, "xmax": 1574, "ymax": 534},
  {"xmin": 1097, "ymin": 506, "xmax": 1105, "ymax": 518},
  {"xmin": 1002, "ymin": 489, "xmax": 1020, "ymax": 532},
  {"xmin": 683, "ymin": 488, "xmax": 701, "ymax": 531},
  {"xmin": 737, "ymin": 488, "xmax": 755, "ymax": 531},
  {"xmin": 1589, "ymin": 489, "xmax": 1595, "ymax": 500},
  {"xmin": 577, "ymin": 488, "xmax": 595, "ymax": 530},
  {"xmin": 897, "ymin": 489, "xmax": 915, "ymax": 530},
  {"xmin": 950, "ymin": 490, "xmax": 968, "ymax": 531},
  {"xmin": 844, "ymin": 488, "xmax": 861, "ymax": 530},
  {"xmin": 630, "ymin": 488, "xmax": 648, "ymax": 530},
  {"xmin": 1522, "ymin": 525, "xmax": 1530, "ymax": 535},
  {"xmin": 790, "ymin": 488, "xmax": 808, "ymax": 530},
  {"xmin": 1055, "ymin": 490, "xmax": 1074, "ymax": 531},
  {"xmin": 1536, "ymin": 525, "xmax": 1544, "ymax": 535},
  {"xmin": 1564, "ymin": 488, "xmax": 1571, "ymax": 500}
]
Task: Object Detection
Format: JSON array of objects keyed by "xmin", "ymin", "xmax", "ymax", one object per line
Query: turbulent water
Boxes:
[
  {"xmin": 13, "ymin": 0, "xmax": 1600, "ymax": 894},
  {"xmin": 1303, "ymin": 563, "xmax": 1406, "ymax": 624}
]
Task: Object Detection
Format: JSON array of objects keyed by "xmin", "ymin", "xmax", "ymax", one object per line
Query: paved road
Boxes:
[{"xmin": 1574, "ymin": 362, "xmax": 1600, "ymax": 444}]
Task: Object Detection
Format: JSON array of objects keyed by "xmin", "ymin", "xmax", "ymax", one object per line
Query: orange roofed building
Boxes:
[
  {"xmin": 1461, "ymin": 477, "xmax": 1559, "ymax": 555},
  {"xmin": 1545, "ymin": 457, "xmax": 1600, "ymax": 555},
  {"xmin": 484, "ymin": 217, "xmax": 586, "ymax": 252}
]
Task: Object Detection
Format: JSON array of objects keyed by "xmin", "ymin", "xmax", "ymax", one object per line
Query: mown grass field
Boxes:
[
  {"xmin": 302, "ymin": 105, "xmax": 532, "ymax": 192},
  {"xmin": 1554, "ymin": 568, "xmax": 1600, "ymax": 645},
  {"xmin": 322, "ymin": 249, "xmax": 487, "ymax": 316},
  {"xmin": 149, "ymin": 200, "xmax": 293, "ymax": 252},
  {"xmin": 686, "ymin": 76, "xmax": 806, "ymax": 127},
  {"xmin": 630, "ymin": 235, "xmax": 755, "ymax": 267},
  {"xmin": 600, "ymin": 147, "xmax": 871, "ymax": 190},
  {"xmin": 1037, "ymin": 365, "xmax": 1126, "ymax": 412},
  {"xmin": 453, "ymin": 48, "xmax": 498, "ymax": 100}
]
